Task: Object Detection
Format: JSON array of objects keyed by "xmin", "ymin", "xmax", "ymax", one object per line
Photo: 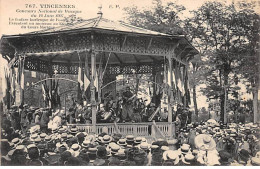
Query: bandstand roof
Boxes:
[{"xmin": 0, "ymin": 14, "xmax": 199, "ymax": 75}]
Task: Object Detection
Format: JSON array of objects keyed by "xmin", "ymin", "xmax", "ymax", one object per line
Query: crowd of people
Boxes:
[{"xmin": 1, "ymin": 113, "xmax": 260, "ymax": 166}]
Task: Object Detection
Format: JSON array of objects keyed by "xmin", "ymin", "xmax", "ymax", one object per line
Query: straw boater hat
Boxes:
[
  {"xmin": 59, "ymin": 127, "xmax": 66, "ymax": 134},
  {"xmin": 251, "ymin": 151, "xmax": 260, "ymax": 166},
  {"xmin": 85, "ymin": 134, "xmax": 96, "ymax": 143},
  {"xmin": 140, "ymin": 142, "xmax": 150, "ymax": 151},
  {"xmin": 40, "ymin": 133, "xmax": 47, "ymax": 139},
  {"xmin": 16, "ymin": 145, "xmax": 26, "ymax": 152},
  {"xmin": 179, "ymin": 144, "xmax": 191, "ymax": 155},
  {"xmin": 161, "ymin": 146, "xmax": 170, "ymax": 152},
  {"xmin": 34, "ymin": 136, "xmax": 41, "ymax": 144},
  {"xmin": 11, "ymin": 138, "xmax": 21, "ymax": 145},
  {"xmin": 70, "ymin": 125, "xmax": 78, "ymax": 134},
  {"xmin": 88, "ymin": 146, "xmax": 98, "ymax": 163},
  {"xmin": 61, "ymin": 133, "xmax": 68, "ymax": 139},
  {"xmin": 117, "ymin": 139, "xmax": 127, "ymax": 146},
  {"xmin": 182, "ymin": 153, "xmax": 195, "ymax": 165},
  {"xmin": 162, "ymin": 150, "xmax": 179, "ymax": 165},
  {"xmin": 167, "ymin": 139, "xmax": 178, "ymax": 150},
  {"xmin": 30, "ymin": 134, "xmax": 38, "ymax": 142},
  {"xmin": 82, "ymin": 140, "xmax": 91, "ymax": 149},
  {"xmin": 126, "ymin": 135, "xmax": 135, "ymax": 144},
  {"xmin": 110, "ymin": 144, "xmax": 120, "ymax": 155},
  {"xmin": 71, "ymin": 144, "xmax": 81, "ymax": 157},
  {"xmin": 108, "ymin": 142, "xmax": 117, "ymax": 149},
  {"xmin": 134, "ymin": 137, "xmax": 142, "ymax": 144},
  {"xmin": 100, "ymin": 135, "xmax": 113, "ymax": 144},
  {"xmin": 194, "ymin": 134, "xmax": 216, "ymax": 151},
  {"xmin": 116, "ymin": 149, "xmax": 126, "ymax": 161}
]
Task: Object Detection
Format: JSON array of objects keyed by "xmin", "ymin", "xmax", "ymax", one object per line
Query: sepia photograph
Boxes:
[{"xmin": 0, "ymin": 0, "xmax": 259, "ymax": 166}]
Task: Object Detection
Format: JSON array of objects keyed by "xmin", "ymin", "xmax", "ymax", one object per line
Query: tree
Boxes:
[
  {"xmin": 124, "ymin": 0, "xmax": 186, "ymax": 35},
  {"xmin": 183, "ymin": 13, "xmax": 211, "ymax": 122},
  {"xmin": 234, "ymin": 1, "xmax": 260, "ymax": 123},
  {"xmin": 190, "ymin": 1, "xmax": 259, "ymax": 123}
]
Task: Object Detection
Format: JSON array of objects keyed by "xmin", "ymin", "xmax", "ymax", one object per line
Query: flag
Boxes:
[
  {"xmin": 94, "ymin": 71, "xmax": 99, "ymax": 89},
  {"xmin": 42, "ymin": 81, "xmax": 50, "ymax": 107},
  {"xmin": 3, "ymin": 68, "xmax": 11, "ymax": 109},
  {"xmin": 42, "ymin": 84, "xmax": 46, "ymax": 101},
  {"xmin": 77, "ymin": 52, "xmax": 84, "ymax": 104},
  {"xmin": 78, "ymin": 66, "xmax": 84, "ymax": 89},
  {"xmin": 10, "ymin": 68, "xmax": 16, "ymax": 105},
  {"xmin": 84, "ymin": 54, "xmax": 90, "ymax": 91},
  {"xmin": 174, "ymin": 63, "xmax": 182, "ymax": 103},
  {"xmin": 184, "ymin": 67, "xmax": 191, "ymax": 105},
  {"xmin": 48, "ymin": 89, "xmax": 52, "ymax": 108},
  {"xmin": 77, "ymin": 52, "xmax": 84, "ymax": 90}
]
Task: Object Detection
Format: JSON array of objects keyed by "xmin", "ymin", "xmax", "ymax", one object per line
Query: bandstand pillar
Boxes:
[
  {"xmin": 90, "ymin": 34, "xmax": 97, "ymax": 132},
  {"xmin": 167, "ymin": 54, "xmax": 173, "ymax": 138}
]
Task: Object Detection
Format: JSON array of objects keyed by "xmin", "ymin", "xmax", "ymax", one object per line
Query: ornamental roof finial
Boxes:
[{"xmin": 97, "ymin": 4, "xmax": 103, "ymax": 17}]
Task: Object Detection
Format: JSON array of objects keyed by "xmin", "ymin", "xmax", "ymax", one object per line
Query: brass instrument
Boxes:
[
  {"xmin": 103, "ymin": 111, "xmax": 112, "ymax": 120},
  {"xmin": 148, "ymin": 106, "xmax": 161, "ymax": 121},
  {"xmin": 126, "ymin": 94, "xmax": 136, "ymax": 102}
]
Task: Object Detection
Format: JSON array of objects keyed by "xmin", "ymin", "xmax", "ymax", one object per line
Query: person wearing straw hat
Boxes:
[
  {"xmin": 69, "ymin": 125, "xmax": 78, "ymax": 135},
  {"xmin": 134, "ymin": 137, "xmax": 142, "ymax": 147},
  {"xmin": 116, "ymin": 149, "xmax": 127, "ymax": 163},
  {"xmin": 179, "ymin": 144, "xmax": 191, "ymax": 155},
  {"xmin": 27, "ymin": 144, "xmax": 43, "ymax": 166},
  {"xmin": 70, "ymin": 144, "xmax": 81, "ymax": 157},
  {"xmin": 85, "ymin": 133, "xmax": 96, "ymax": 143},
  {"xmin": 11, "ymin": 137, "xmax": 21, "ymax": 147},
  {"xmin": 81, "ymin": 140, "xmax": 91, "ymax": 150},
  {"xmin": 126, "ymin": 135, "xmax": 135, "ymax": 147},
  {"xmin": 117, "ymin": 138, "xmax": 127, "ymax": 148},
  {"xmin": 112, "ymin": 133, "xmax": 122, "ymax": 143},
  {"xmin": 100, "ymin": 135, "xmax": 113, "ymax": 145},
  {"xmin": 87, "ymin": 144, "xmax": 98, "ymax": 164},
  {"xmin": 167, "ymin": 139, "xmax": 178, "ymax": 150},
  {"xmin": 162, "ymin": 150, "xmax": 179, "ymax": 165},
  {"xmin": 251, "ymin": 151, "xmax": 260, "ymax": 166},
  {"xmin": 150, "ymin": 146, "xmax": 163, "ymax": 166},
  {"xmin": 194, "ymin": 134, "xmax": 216, "ymax": 151}
]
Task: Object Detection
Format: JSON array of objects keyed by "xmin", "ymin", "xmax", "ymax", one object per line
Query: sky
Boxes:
[{"xmin": 0, "ymin": 0, "xmax": 256, "ymax": 108}]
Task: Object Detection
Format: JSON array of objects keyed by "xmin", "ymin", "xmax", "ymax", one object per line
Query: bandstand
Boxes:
[{"xmin": 0, "ymin": 11, "xmax": 198, "ymax": 140}]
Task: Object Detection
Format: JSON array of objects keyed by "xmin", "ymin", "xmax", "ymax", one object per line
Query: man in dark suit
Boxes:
[{"xmin": 121, "ymin": 87, "xmax": 134, "ymax": 122}]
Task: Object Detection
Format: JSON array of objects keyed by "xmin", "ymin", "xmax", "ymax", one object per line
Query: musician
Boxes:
[
  {"xmin": 147, "ymin": 103, "xmax": 160, "ymax": 122},
  {"xmin": 121, "ymin": 87, "xmax": 135, "ymax": 123},
  {"xmin": 97, "ymin": 104, "xmax": 115, "ymax": 123},
  {"xmin": 83, "ymin": 104, "xmax": 92, "ymax": 123},
  {"xmin": 132, "ymin": 99, "xmax": 142, "ymax": 122},
  {"xmin": 75, "ymin": 104, "xmax": 84, "ymax": 124}
]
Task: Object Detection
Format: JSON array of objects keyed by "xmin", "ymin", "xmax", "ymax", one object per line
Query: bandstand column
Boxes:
[
  {"xmin": 167, "ymin": 54, "xmax": 173, "ymax": 138},
  {"xmin": 183, "ymin": 65, "xmax": 187, "ymax": 108},
  {"xmin": 90, "ymin": 33, "xmax": 97, "ymax": 132}
]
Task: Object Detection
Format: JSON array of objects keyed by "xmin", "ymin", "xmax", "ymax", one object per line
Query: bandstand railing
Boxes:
[{"xmin": 67, "ymin": 121, "xmax": 176, "ymax": 140}]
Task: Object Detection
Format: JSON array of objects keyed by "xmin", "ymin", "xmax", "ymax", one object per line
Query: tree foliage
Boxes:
[{"xmin": 124, "ymin": 0, "xmax": 186, "ymax": 35}]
